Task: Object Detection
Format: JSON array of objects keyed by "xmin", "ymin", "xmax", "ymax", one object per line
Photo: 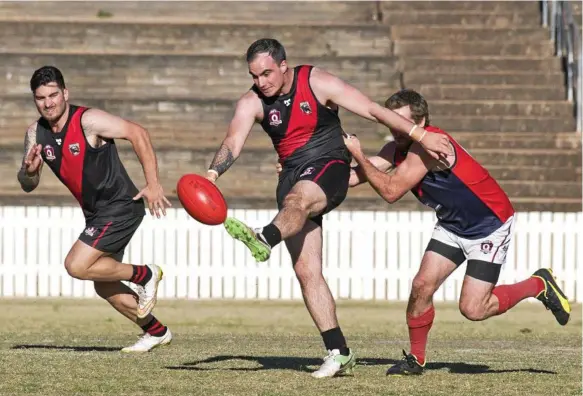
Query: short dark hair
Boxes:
[
  {"xmin": 30, "ymin": 66, "xmax": 66, "ymax": 92},
  {"xmin": 246, "ymin": 38, "xmax": 286, "ymax": 64},
  {"xmin": 385, "ymin": 89, "xmax": 430, "ymax": 127}
]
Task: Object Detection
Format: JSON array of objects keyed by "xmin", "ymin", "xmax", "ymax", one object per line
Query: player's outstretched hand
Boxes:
[
  {"xmin": 419, "ymin": 130, "xmax": 453, "ymax": 160},
  {"xmin": 343, "ymin": 134, "xmax": 364, "ymax": 158},
  {"xmin": 134, "ymin": 183, "xmax": 172, "ymax": 218},
  {"xmin": 24, "ymin": 144, "xmax": 43, "ymax": 174}
]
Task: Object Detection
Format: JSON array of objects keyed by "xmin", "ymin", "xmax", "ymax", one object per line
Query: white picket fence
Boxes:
[{"xmin": 0, "ymin": 206, "xmax": 581, "ymax": 302}]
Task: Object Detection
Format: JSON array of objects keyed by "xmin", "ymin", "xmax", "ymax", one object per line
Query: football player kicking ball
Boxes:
[{"xmin": 344, "ymin": 89, "xmax": 571, "ymax": 375}]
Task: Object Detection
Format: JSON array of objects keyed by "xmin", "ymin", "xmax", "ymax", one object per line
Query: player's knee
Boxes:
[
  {"xmin": 282, "ymin": 193, "xmax": 309, "ymax": 213},
  {"xmin": 459, "ymin": 300, "xmax": 487, "ymax": 321},
  {"xmin": 64, "ymin": 256, "xmax": 90, "ymax": 280},
  {"xmin": 411, "ymin": 275, "xmax": 437, "ymax": 299},
  {"xmin": 294, "ymin": 261, "xmax": 321, "ymax": 286}
]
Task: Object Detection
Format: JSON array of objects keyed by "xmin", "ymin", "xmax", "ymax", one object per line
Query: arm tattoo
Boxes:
[
  {"xmin": 17, "ymin": 124, "xmax": 41, "ymax": 192},
  {"xmin": 209, "ymin": 144, "xmax": 235, "ymax": 176}
]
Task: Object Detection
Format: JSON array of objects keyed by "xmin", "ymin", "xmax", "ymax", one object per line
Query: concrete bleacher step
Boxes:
[
  {"xmin": 449, "ymin": 132, "xmax": 580, "ymax": 150},
  {"xmin": 484, "ymin": 166, "xmax": 581, "ymax": 182},
  {"xmin": 380, "ymin": 1, "xmax": 541, "ymax": 13},
  {"xmin": 409, "ymin": 85, "xmax": 567, "ymax": 101},
  {"xmin": 381, "ymin": 11, "xmax": 542, "ymax": 27},
  {"xmin": 470, "ymin": 149, "xmax": 581, "ymax": 168},
  {"xmin": 401, "ymin": 56, "xmax": 562, "ymax": 72},
  {"xmin": 0, "ymin": 53, "xmax": 400, "ymax": 99},
  {"xmin": 403, "ymin": 71, "xmax": 565, "ymax": 86},
  {"xmin": 431, "ymin": 115, "xmax": 576, "ymax": 133},
  {"xmin": 391, "ymin": 26, "xmax": 550, "ymax": 41},
  {"xmin": 395, "ymin": 41, "xmax": 554, "ymax": 57},
  {"xmin": 0, "ymin": 22, "xmax": 392, "ymax": 57},
  {"xmin": 0, "ymin": 1, "xmax": 381, "ymax": 24},
  {"xmin": 429, "ymin": 101, "xmax": 574, "ymax": 117}
]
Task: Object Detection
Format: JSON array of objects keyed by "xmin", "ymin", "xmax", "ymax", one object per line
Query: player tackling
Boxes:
[
  {"xmin": 18, "ymin": 66, "xmax": 173, "ymax": 352},
  {"xmin": 344, "ymin": 89, "xmax": 571, "ymax": 375}
]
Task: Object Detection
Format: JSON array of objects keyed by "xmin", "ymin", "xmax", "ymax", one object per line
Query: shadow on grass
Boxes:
[
  {"xmin": 166, "ymin": 355, "xmax": 557, "ymax": 375},
  {"xmin": 12, "ymin": 344, "xmax": 121, "ymax": 352}
]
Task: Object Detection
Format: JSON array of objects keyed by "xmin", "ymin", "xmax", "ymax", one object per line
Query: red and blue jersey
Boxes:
[{"xmin": 395, "ymin": 126, "xmax": 515, "ymax": 239}]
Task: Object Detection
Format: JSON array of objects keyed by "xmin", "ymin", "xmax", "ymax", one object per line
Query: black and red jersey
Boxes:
[
  {"xmin": 395, "ymin": 126, "xmax": 515, "ymax": 239},
  {"xmin": 36, "ymin": 105, "xmax": 145, "ymax": 221},
  {"xmin": 256, "ymin": 65, "xmax": 350, "ymax": 168}
]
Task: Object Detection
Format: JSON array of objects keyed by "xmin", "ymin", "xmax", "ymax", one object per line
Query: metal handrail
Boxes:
[{"xmin": 542, "ymin": 0, "xmax": 581, "ymax": 133}]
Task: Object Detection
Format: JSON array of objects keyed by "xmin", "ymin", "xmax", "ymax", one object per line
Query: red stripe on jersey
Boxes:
[
  {"xmin": 427, "ymin": 126, "xmax": 515, "ymax": 222},
  {"xmin": 277, "ymin": 65, "xmax": 318, "ymax": 160},
  {"xmin": 60, "ymin": 107, "xmax": 88, "ymax": 205}
]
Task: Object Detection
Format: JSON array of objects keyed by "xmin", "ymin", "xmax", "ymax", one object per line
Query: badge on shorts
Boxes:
[
  {"xmin": 480, "ymin": 240, "xmax": 493, "ymax": 254},
  {"xmin": 84, "ymin": 227, "xmax": 98, "ymax": 237},
  {"xmin": 300, "ymin": 166, "xmax": 315, "ymax": 178}
]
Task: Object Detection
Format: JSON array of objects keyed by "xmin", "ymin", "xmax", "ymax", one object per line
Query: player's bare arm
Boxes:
[
  {"xmin": 349, "ymin": 141, "xmax": 397, "ymax": 187},
  {"xmin": 81, "ymin": 108, "xmax": 171, "ymax": 217},
  {"xmin": 17, "ymin": 122, "xmax": 44, "ymax": 193},
  {"xmin": 206, "ymin": 91, "xmax": 262, "ymax": 182},
  {"xmin": 309, "ymin": 67, "xmax": 452, "ymax": 160},
  {"xmin": 344, "ymin": 135, "xmax": 437, "ymax": 203}
]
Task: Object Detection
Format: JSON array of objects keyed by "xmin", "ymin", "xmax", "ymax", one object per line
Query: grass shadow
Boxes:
[
  {"xmin": 12, "ymin": 344, "xmax": 121, "ymax": 352},
  {"xmin": 166, "ymin": 355, "xmax": 557, "ymax": 375}
]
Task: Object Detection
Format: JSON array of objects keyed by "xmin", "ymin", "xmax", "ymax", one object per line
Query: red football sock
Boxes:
[
  {"xmin": 407, "ymin": 306, "xmax": 435, "ymax": 365},
  {"xmin": 492, "ymin": 277, "xmax": 545, "ymax": 315},
  {"xmin": 141, "ymin": 317, "xmax": 168, "ymax": 337}
]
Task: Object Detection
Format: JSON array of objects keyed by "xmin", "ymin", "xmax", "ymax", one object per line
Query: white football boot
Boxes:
[
  {"xmin": 121, "ymin": 328, "xmax": 172, "ymax": 353},
  {"xmin": 311, "ymin": 349, "xmax": 356, "ymax": 378},
  {"xmin": 136, "ymin": 264, "xmax": 163, "ymax": 319}
]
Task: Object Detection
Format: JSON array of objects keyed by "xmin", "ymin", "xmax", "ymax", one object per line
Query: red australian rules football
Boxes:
[{"xmin": 176, "ymin": 174, "xmax": 227, "ymax": 225}]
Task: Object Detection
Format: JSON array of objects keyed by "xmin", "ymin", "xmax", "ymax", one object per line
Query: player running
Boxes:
[
  {"xmin": 205, "ymin": 38, "xmax": 452, "ymax": 378},
  {"xmin": 344, "ymin": 88, "xmax": 571, "ymax": 375},
  {"xmin": 18, "ymin": 66, "xmax": 173, "ymax": 352}
]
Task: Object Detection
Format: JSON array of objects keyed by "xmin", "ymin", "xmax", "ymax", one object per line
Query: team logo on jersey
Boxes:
[
  {"xmin": 84, "ymin": 227, "xmax": 98, "ymax": 237},
  {"xmin": 55, "ymin": 138, "xmax": 62, "ymax": 146},
  {"xmin": 269, "ymin": 109, "xmax": 282, "ymax": 126},
  {"xmin": 300, "ymin": 101, "xmax": 312, "ymax": 114},
  {"xmin": 43, "ymin": 145, "xmax": 56, "ymax": 161},
  {"xmin": 284, "ymin": 98, "xmax": 291, "ymax": 107},
  {"xmin": 69, "ymin": 143, "xmax": 81, "ymax": 156},
  {"xmin": 480, "ymin": 240, "xmax": 494, "ymax": 254},
  {"xmin": 300, "ymin": 167, "xmax": 315, "ymax": 178}
]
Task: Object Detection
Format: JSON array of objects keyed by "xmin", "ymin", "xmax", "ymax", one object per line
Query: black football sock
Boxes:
[
  {"xmin": 321, "ymin": 327, "xmax": 350, "ymax": 356},
  {"xmin": 258, "ymin": 223, "xmax": 282, "ymax": 248}
]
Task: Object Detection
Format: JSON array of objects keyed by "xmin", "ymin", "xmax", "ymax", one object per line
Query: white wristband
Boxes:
[
  {"xmin": 408, "ymin": 124, "xmax": 418, "ymax": 137},
  {"xmin": 207, "ymin": 169, "xmax": 219, "ymax": 178}
]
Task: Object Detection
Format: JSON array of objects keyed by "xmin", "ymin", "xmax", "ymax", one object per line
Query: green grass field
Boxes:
[{"xmin": 0, "ymin": 299, "xmax": 580, "ymax": 396}]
